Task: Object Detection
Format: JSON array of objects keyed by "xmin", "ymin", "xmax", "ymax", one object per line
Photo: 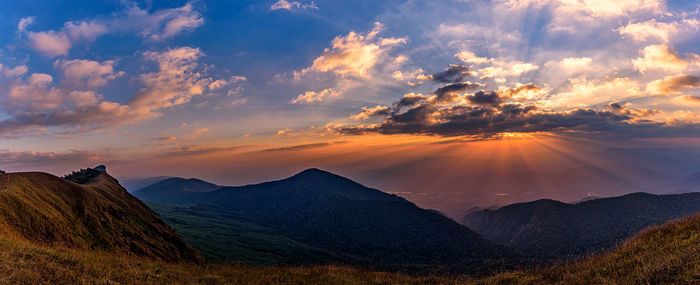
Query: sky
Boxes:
[{"xmin": 0, "ymin": 0, "xmax": 699, "ymax": 217}]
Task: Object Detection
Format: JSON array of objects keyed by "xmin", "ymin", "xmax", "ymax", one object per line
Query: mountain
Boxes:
[
  {"xmin": 480, "ymin": 211, "xmax": 700, "ymax": 284},
  {"xmin": 463, "ymin": 192, "xmax": 700, "ymax": 261},
  {"xmin": 118, "ymin": 176, "xmax": 173, "ymax": 192},
  {"xmin": 148, "ymin": 168, "xmax": 516, "ymax": 273},
  {"xmin": 0, "ymin": 167, "xmax": 202, "ymax": 262},
  {"xmin": 133, "ymin": 177, "xmax": 221, "ymax": 203}
]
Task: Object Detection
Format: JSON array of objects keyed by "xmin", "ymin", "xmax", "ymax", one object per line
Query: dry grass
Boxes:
[
  {"xmin": 0, "ymin": 234, "xmax": 470, "ymax": 285},
  {"xmin": 478, "ymin": 213, "xmax": 700, "ymax": 284}
]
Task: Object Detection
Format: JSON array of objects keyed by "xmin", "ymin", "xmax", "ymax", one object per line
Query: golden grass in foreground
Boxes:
[
  {"xmin": 5, "ymin": 212, "xmax": 700, "ymax": 284},
  {"xmin": 0, "ymin": 235, "xmax": 467, "ymax": 285},
  {"xmin": 478, "ymin": 213, "xmax": 700, "ymax": 284}
]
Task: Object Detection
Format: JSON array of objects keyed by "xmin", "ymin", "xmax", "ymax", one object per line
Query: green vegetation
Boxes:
[
  {"xmin": 463, "ymin": 192, "xmax": 700, "ymax": 261},
  {"xmin": 63, "ymin": 168, "xmax": 103, "ymax": 184},
  {"xmin": 148, "ymin": 202, "xmax": 342, "ymax": 265},
  {"xmin": 145, "ymin": 169, "xmax": 516, "ymax": 274}
]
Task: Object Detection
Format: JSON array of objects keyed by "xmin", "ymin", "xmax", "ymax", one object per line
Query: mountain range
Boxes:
[
  {"xmin": 2, "ymin": 166, "xmax": 700, "ymax": 283},
  {"xmin": 137, "ymin": 168, "xmax": 516, "ymax": 273},
  {"xmin": 463, "ymin": 192, "xmax": 700, "ymax": 261}
]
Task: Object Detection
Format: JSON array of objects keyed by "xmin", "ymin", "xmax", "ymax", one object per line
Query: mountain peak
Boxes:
[
  {"xmin": 133, "ymin": 176, "xmax": 221, "ymax": 203},
  {"xmin": 295, "ymin": 168, "xmax": 334, "ymax": 176}
]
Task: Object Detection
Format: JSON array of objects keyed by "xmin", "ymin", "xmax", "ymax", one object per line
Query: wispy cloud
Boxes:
[
  {"xmin": 270, "ymin": 0, "xmax": 318, "ymax": 11},
  {"xmin": 19, "ymin": 3, "xmax": 203, "ymax": 57}
]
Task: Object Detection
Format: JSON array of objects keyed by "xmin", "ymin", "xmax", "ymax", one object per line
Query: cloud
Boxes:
[
  {"xmin": 434, "ymin": 82, "xmax": 484, "ymax": 103},
  {"xmin": 438, "ymin": 23, "xmax": 521, "ymax": 43},
  {"xmin": 0, "ymin": 64, "xmax": 28, "ymax": 78},
  {"xmin": 270, "ymin": 0, "xmax": 318, "ymax": 11},
  {"xmin": 337, "ymin": 95, "xmax": 631, "ymax": 138},
  {"xmin": 54, "ymin": 59, "xmax": 124, "ymax": 88},
  {"xmin": 299, "ymin": 22, "xmax": 406, "ymax": 78},
  {"xmin": 153, "ymin": 136, "xmax": 177, "ymax": 142},
  {"xmin": 17, "ymin": 17, "xmax": 35, "ymax": 32},
  {"xmin": 505, "ymin": 0, "xmax": 664, "ymax": 17},
  {"xmin": 349, "ymin": 105, "xmax": 391, "ymax": 120},
  {"xmin": 183, "ymin": 127, "xmax": 209, "ymax": 139},
  {"xmin": 543, "ymin": 57, "xmax": 593, "ymax": 75},
  {"xmin": 504, "ymin": 0, "xmax": 666, "ymax": 33},
  {"xmin": 0, "ymin": 46, "xmax": 239, "ymax": 136},
  {"xmin": 549, "ymin": 76, "xmax": 641, "ymax": 107},
  {"xmin": 26, "ymin": 30, "xmax": 71, "ymax": 57},
  {"xmin": 124, "ymin": 3, "xmax": 204, "ymax": 41},
  {"xmin": 395, "ymin": 93, "xmax": 427, "ymax": 109},
  {"xmin": 647, "ymin": 74, "xmax": 700, "ymax": 95},
  {"xmin": 429, "ymin": 64, "xmax": 477, "ymax": 83},
  {"xmin": 20, "ymin": 3, "xmax": 204, "ymax": 56},
  {"xmin": 331, "ymin": 77, "xmax": 698, "ymax": 139},
  {"xmin": 466, "ymin": 90, "xmax": 505, "ymax": 105},
  {"xmin": 673, "ymin": 95, "xmax": 700, "ymax": 106},
  {"xmin": 455, "ymin": 51, "xmax": 490, "ymax": 65},
  {"xmin": 478, "ymin": 61, "xmax": 540, "ymax": 80},
  {"xmin": 130, "ymin": 47, "xmax": 222, "ymax": 113},
  {"xmin": 166, "ymin": 144, "xmax": 249, "ymax": 157},
  {"xmin": 0, "ymin": 149, "xmax": 108, "ymax": 168},
  {"xmin": 499, "ymin": 83, "xmax": 546, "ymax": 100},
  {"xmin": 454, "ymin": 51, "xmax": 540, "ymax": 80},
  {"xmin": 290, "ymin": 88, "xmax": 338, "ymax": 104},
  {"xmin": 262, "ymin": 142, "xmax": 346, "ymax": 152},
  {"xmin": 65, "ymin": 21, "xmax": 108, "ymax": 41},
  {"xmin": 632, "ymin": 45, "xmax": 694, "ymax": 73},
  {"xmin": 208, "ymin": 76, "xmax": 247, "ymax": 90},
  {"xmin": 617, "ymin": 19, "xmax": 677, "ymax": 43}
]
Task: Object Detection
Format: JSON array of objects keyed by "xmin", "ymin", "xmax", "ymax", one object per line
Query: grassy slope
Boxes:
[
  {"xmin": 0, "ymin": 172, "xmax": 202, "ymax": 262},
  {"xmin": 0, "ymin": 234, "xmax": 462, "ymax": 284},
  {"xmin": 6, "ymin": 210, "xmax": 700, "ymax": 284},
  {"xmin": 479, "ymin": 213, "xmax": 700, "ymax": 284}
]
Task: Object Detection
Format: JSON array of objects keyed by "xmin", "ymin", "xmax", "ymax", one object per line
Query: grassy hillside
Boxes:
[
  {"xmin": 0, "ymin": 170, "xmax": 202, "ymax": 262},
  {"xmin": 5, "ymin": 205, "xmax": 700, "ymax": 284},
  {"xmin": 0, "ymin": 233, "xmax": 461, "ymax": 284},
  {"xmin": 463, "ymin": 192, "xmax": 700, "ymax": 260},
  {"xmin": 479, "ymin": 212, "xmax": 700, "ymax": 284}
]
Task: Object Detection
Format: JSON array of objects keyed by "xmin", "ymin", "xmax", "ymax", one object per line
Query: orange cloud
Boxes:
[{"xmin": 647, "ymin": 74, "xmax": 700, "ymax": 95}]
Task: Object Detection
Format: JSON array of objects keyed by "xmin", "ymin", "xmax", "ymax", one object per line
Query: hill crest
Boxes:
[{"xmin": 0, "ymin": 170, "xmax": 202, "ymax": 263}]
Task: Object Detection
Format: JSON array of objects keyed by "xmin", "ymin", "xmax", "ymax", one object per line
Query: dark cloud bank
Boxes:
[{"xmin": 341, "ymin": 78, "xmax": 700, "ymax": 139}]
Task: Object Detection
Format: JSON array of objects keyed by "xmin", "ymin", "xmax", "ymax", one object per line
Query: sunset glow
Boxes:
[{"xmin": 0, "ymin": 0, "xmax": 699, "ymax": 216}]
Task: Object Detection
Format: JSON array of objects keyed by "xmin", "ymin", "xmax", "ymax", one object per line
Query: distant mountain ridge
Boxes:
[
  {"xmin": 463, "ymin": 192, "xmax": 700, "ymax": 260},
  {"xmin": 0, "ymin": 167, "xmax": 202, "ymax": 262},
  {"xmin": 133, "ymin": 177, "xmax": 221, "ymax": 203},
  {"xmin": 146, "ymin": 168, "xmax": 517, "ymax": 272},
  {"xmin": 482, "ymin": 211, "xmax": 700, "ymax": 284},
  {"xmin": 119, "ymin": 176, "xmax": 173, "ymax": 192}
]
